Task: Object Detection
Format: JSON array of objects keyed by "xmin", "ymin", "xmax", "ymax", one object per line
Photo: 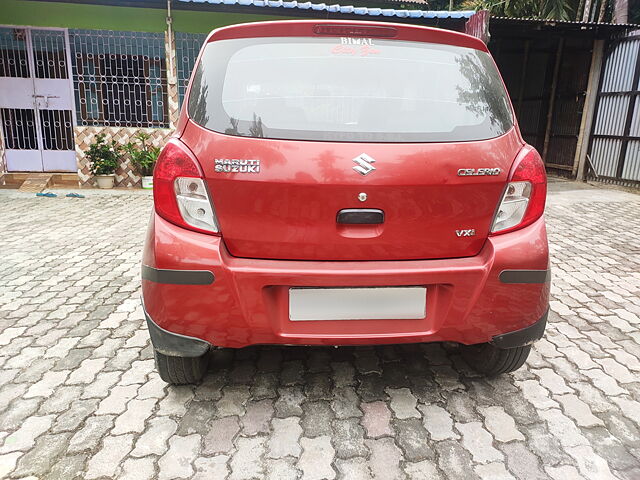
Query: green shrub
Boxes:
[
  {"xmin": 87, "ymin": 134, "xmax": 121, "ymax": 176},
  {"xmin": 124, "ymin": 132, "xmax": 161, "ymax": 177}
]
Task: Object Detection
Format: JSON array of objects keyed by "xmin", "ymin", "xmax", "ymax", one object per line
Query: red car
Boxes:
[{"xmin": 142, "ymin": 20, "xmax": 549, "ymax": 384}]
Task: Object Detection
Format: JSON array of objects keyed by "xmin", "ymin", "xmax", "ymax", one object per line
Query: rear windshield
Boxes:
[{"xmin": 188, "ymin": 36, "xmax": 513, "ymax": 143}]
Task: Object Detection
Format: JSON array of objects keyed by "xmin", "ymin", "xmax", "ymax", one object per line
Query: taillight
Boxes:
[
  {"xmin": 490, "ymin": 145, "xmax": 547, "ymax": 235},
  {"xmin": 153, "ymin": 140, "xmax": 220, "ymax": 235}
]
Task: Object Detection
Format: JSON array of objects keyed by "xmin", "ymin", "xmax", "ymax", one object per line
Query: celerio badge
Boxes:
[
  {"xmin": 457, "ymin": 168, "xmax": 501, "ymax": 177},
  {"xmin": 214, "ymin": 158, "xmax": 260, "ymax": 173},
  {"xmin": 353, "ymin": 153, "xmax": 376, "ymax": 176}
]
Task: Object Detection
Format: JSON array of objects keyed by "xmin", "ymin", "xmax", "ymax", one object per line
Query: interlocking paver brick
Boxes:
[
  {"xmin": 267, "ymin": 417, "xmax": 302, "ymax": 459},
  {"xmin": 418, "ymin": 404, "xmax": 458, "ymax": 441},
  {"xmin": 11, "ymin": 432, "xmax": 72, "ymax": 478},
  {"xmin": 176, "ymin": 400, "xmax": 217, "ymax": 436},
  {"xmin": 331, "ymin": 386, "xmax": 362, "ymax": 419},
  {"xmin": 475, "ymin": 462, "xmax": 516, "ymax": 480},
  {"xmin": 0, "ymin": 452, "xmax": 22, "ymax": 478},
  {"xmin": 52, "ymin": 398, "xmax": 99, "ymax": 433},
  {"xmin": 193, "ymin": 455, "xmax": 230, "ymax": 480},
  {"xmin": 156, "ymin": 386, "xmax": 193, "ymax": 416},
  {"xmin": 435, "ymin": 439, "xmax": 480, "ymax": 480},
  {"xmin": 0, "ymin": 183, "xmax": 639, "ymax": 479},
  {"xmin": 336, "ymin": 457, "xmax": 372, "ymax": 479},
  {"xmin": 203, "ymin": 416, "xmax": 240, "ymax": 455},
  {"xmin": 478, "ymin": 406, "xmax": 525, "ymax": 442},
  {"xmin": 229, "ymin": 436, "xmax": 265, "ymax": 480},
  {"xmin": 556, "ymin": 394, "xmax": 604, "ymax": 427},
  {"xmin": 545, "ymin": 465, "xmax": 586, "ymax": 480},
  {"xmin": 456, "ymin": 421, "xmax": 502, "ymax": 463},
  {"xmin": 333, "ymin": 418, "xmax": 369, "ymax": 459},
  {"xmin": 68, "ymin": 415, "xmax": 115, "ymax": 454},
  {"xmin": 112, "ymin": 398, "xmax": 157, "ymax": 434},
  {"xmin": 131, "ymin": 415, "xmax": 178, "ymax": 457},
  {"xmin": 94, "ymin": 383, "xmax": 139, "ymax": 414},
  {"xmin": 158, "ymin": 434, "xmax": 201, "ymax": 480},
  {"xmin": 533, "ymin": 368, "xmax": 573, "ymax": 394},
  {"xmin": 0, "ymin": 397, "xmax": 39, "ymax": 431},
  {"xmin": 85, "ymin": 433, "xmax": 134, "ymax": 479},
  {"xmin": 299, "ymin": 436, "xmax": 336, "ymax": 480},
  {"xmin": 23, "ymin": 371, "xmax": 68, "ymax": 399},
  {"xmin": 361, "ymin": 401, "xmax": 393, "ymax": 438},
  {"xmin": 501, "ymin": 442, "xmax": 547, "ymax": 480},
  {"xmin": 404, "ymin": 459, "xmax": 442, "ymax": 479},
  {"xmin": 395, "ymin": 417, "xmax": 434, "ymax": 462},
  {"xmin": 386, "ymin": 387, "xmax": 420, "ymax": 419},
  {"xmin": 301, "ymin": 401, "xmax": 334, "ymax": 437},
  {"xmin": 566, "ymin": 445, "xmax": 619, "ymax": 480},
  {"xmin": 365, "ymin": 437, "xmax": 403, "ymax": 480},
  {"xmin": 120, "ymin": 457, "xmax": 156, "ymax": 480},
  {"xmin": 241, "ymin": 399, "xmax": 274, "ymax": 435},
  {"xmin": 46, "ymin": 453, "xmax": 87, "ymax": 480},
  {"xmin": 216, "ymin": 385, "xmax": 250, "ymax": 417},
  {"xmin": 0, "ymin": 415, "xmax": 54, "ymax": 453}
]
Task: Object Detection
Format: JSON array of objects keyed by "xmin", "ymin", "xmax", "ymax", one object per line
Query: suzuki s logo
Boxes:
[{"xmin": 353, "ymin": 153, "xmax": 376, "ymax": 176}]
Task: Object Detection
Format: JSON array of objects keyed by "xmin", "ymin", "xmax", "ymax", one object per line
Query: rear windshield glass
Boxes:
[{"xmin": 188, "ymin": 36, "xmax": 513, "ymax": 143}]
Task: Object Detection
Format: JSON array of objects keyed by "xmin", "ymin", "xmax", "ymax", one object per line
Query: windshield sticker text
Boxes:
[
  {"xmin": 331, "ymin": 44, "xmax": 380, "ymax": 56},
  {"xmin": 341, "ymin": 37, "xmax": 374, "ymax": 45}
]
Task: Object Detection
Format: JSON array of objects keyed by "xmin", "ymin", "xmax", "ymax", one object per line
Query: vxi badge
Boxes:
[{"xmin": 457, "ymin": 168, "xmax": 501, "ymax": 177}]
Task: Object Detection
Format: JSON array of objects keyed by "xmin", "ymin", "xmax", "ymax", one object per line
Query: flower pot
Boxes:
[
  {"xmin": 141, "ymin": 176, "xmax": 154, "ymax": 189},
  {"xmin": 95, "ymin": 174, "xmax": 115, "ymax": 189}
]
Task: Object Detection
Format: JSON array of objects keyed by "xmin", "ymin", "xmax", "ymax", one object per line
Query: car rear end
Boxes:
[{"xmin": 141, "ymin": 20, "xmax": 550, "ymax": 384}]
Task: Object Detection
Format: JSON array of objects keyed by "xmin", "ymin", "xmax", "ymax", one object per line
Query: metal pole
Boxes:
[
  {"xmin": 613, "ymin": 0, "xmax": 628, "ymax": 23},
  {"xmin": 166, "ymin": 0, "xmax": 175, "ymax": 82},
  {"xmin": 542, "ymin": 37, "xmax": 564, "ymax": 164},
  {"xmin": 598, "ymin": 0, "xmax": 608, "ymax": 22},
  {"xmin": 582, "ymin": 0, "xmax": 593, "ymax": 22},
  {"xmin": 575, "ymin": 39, "xmax": 605, "ymax": 181}
]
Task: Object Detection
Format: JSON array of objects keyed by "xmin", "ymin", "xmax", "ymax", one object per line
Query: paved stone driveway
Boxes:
[{"xmin": 0, "ymin": 180, "xmax": 639, "ymax": 480}]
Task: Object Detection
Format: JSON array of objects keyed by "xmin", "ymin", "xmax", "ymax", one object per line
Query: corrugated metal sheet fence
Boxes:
[{"xmin": 587, "ymin": 33, "xmax": 640, "ymax": 187}]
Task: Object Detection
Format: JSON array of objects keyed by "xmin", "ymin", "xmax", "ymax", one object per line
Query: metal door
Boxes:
[
  {"xmin": 0, "ymin": 27, "xmax": 76, "ymax": 172},
  {"xmin": 587, "ymin": 34, "xmax": 640, "ymax": 187}
]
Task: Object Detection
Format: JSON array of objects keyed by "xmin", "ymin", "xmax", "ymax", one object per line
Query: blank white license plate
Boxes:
[{"xmin": 289, "ymin": 287, "xmax": 426, "ymax": 321}]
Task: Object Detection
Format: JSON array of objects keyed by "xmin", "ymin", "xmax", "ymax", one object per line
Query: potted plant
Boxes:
[
  {"xmin": 124, "ymin": 132, "xmax": 161, "ymax": 189},
  {"xmin": 87, "ymin": 133, "xmax": 121, "ymax": 189}
]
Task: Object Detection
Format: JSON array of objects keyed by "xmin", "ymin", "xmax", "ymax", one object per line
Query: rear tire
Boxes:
[
  {"xmin": 462, "ymin": 343, "xmax": 531, "ymax": 376},
  {"xmin": 154, "ymin": 350, "xmax": 209, "ymax": 385}
]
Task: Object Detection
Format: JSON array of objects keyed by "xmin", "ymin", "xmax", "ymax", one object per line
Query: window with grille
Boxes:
[
  {"xmin": 176, "ymin": 32, "xmax": 206, "ymax": 108},
  {"xmin": 69, "ymin": 30, "xmax": 169, "ymax": 128}
]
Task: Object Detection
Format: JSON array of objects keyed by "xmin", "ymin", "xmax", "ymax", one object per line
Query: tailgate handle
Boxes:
[{"xmin": 337, "ymin": 209, "xmax": 384, "ymax": 224}]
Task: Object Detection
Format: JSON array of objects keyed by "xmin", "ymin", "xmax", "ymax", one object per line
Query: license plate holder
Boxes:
[{"xmin": 289, "ymin": 286, "xmax": 426, "ymax": 321}]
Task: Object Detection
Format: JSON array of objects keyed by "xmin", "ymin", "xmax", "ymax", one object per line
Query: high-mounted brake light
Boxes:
[
  {"xmin": 313, "ymin": 25, "xmax": 398, "ymax": 38},
  {"xmin": 490, "ymin": 146, "xmax": 547, "ymax": 235},
  {"xmin": 153, "ymin": 140, "xmax": 220, "ymax": 235}
]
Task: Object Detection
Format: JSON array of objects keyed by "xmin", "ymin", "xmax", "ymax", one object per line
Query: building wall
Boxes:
[
  {"xmin": 0, "ymin": 0, "xmax": 287, "ymax": 33},
  {"xmin": 74, "ymin": 29, "xmax": 180, "ymax": 188},
  {"xmin": 0, "ymin": 1, "xmax": 289, "ymax": 186}
]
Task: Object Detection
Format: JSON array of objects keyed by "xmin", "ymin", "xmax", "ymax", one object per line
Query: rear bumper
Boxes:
[{"xmin": 142, "ymin": 213, "xmax": 550, "ymax": 348}]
